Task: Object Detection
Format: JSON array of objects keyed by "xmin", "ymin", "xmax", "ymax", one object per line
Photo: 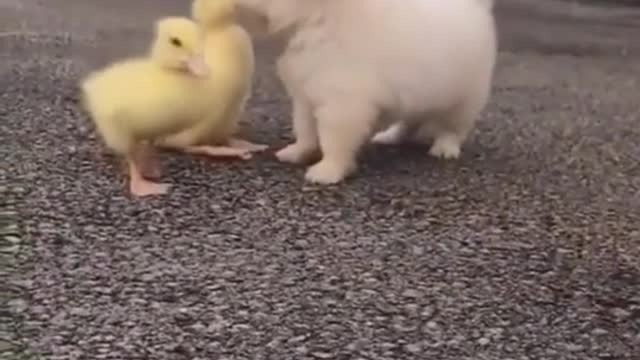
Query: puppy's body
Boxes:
[{"xmin": 236, "ymin": 0, "xmax": 497, "ymax": 184}]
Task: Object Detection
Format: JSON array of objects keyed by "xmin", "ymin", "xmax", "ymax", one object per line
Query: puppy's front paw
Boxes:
[
  {"xmin": 276, "ymin": 143, "xmax": 316, "ymax": 164},
  {"xmin": 429, "ymin": 136, "xmax": 461, "ymax": 159},
  {"xmin": 304, "ymin": 160, "xmax": 354, "ymax": 184}
]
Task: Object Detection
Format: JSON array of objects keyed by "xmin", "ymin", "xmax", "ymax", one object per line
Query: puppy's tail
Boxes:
[{"xmin": 476, "ymin": 0, "xmax": 495, "ymax": 11}]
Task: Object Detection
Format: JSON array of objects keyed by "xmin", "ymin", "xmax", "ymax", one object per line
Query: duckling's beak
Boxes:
[{"xmin": 186, "ymin": 55, "xmax": 209, "ymax": 77}]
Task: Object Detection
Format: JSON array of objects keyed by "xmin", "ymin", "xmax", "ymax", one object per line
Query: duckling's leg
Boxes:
[
  {"xmin": 127, "ymin": 149, "xmax": 170, "ymax": 197},
  {"xmin": 156, "ymin": 126, "xmax": 256, "ymax": 160},
  {"xmin": 137, "ymin": 142, "xmax": 162, "ymax": 180},
  {"xmin": 182, "ymin": 145, "xmax": 254, "ymax": 160},
  {"xmin": 227, "ymin": 138, "xmax": 268, "ymax": 152}
]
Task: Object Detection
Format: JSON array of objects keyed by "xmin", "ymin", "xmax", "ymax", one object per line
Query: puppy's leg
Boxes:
[
  {"xmin": 276, "ymin": 97, "xmax": 320, "ymax": 164},
  {"xmin": 371, "ymin": 122, "xmax": 410, "ymax": 145},
  {"xmin": 305, "ymin": 101, "xmax": 377, "ymax": 184},
  {"xmin": 428, "ymin": 93, "xmax": 487, "ymax": 160}
]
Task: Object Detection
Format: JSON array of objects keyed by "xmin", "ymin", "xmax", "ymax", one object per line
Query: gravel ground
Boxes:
[{"xmin": 2, "ymin": 0, "xmax": 640, "ymax": 359}]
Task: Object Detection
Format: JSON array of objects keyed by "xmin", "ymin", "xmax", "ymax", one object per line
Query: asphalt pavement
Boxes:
[{"xmin": 2, "ymin": 0, "xmax": 639, "ymax": 359}]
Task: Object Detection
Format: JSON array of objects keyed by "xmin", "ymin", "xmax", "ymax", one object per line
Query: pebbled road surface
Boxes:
[{"xmin": 2, "ymin": 0, "xmax": 640, "ymax": 359}]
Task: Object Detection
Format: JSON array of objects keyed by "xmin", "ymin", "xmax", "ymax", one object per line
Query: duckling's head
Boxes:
[
  {"xmin": 192, "ymin": 0, "xmax": 235, "ymax": 28},
  {"xmin": 150, "ymin": 17, "xmax": 209, "ymax": 77}
]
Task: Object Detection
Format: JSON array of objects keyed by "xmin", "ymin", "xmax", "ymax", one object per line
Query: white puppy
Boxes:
[{"xmin": 235, "ymin": 0, "xmax": 498, "ymax": 184}]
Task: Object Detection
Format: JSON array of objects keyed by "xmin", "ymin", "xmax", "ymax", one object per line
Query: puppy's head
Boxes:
[{"xmin": 234, "ymin": 0, "xmax": 321, "ymax": 36}]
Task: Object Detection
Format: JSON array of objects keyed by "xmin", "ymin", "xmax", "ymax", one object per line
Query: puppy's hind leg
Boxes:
[
  {"xmin": 428, "ymin": 94, "xmax": 487, "ymax": 160},
  {"xmin": 305, "ymin": 101, "xmax": 378, "ymax": 184},
  {"xmin": 276, "ymin": 97, "xmax": 320, "ymax": 164}
]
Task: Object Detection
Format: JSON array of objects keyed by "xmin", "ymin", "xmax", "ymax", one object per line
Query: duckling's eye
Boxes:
[{"xmin": 170, "ymin": 37, "xmax": 182, "ymax": 47}]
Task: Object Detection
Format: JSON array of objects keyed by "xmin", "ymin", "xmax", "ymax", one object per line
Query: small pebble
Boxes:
[
  {"xmin": 311, "ymin": 351, "xmax": 334, "ymax": 359},
  {"xmin": 405, "ymin": 342, "xmax": 422, "ymax": 353},
  {"xmin": 425, "ymin": 321, "xmax": 438, "ymax": 329}
]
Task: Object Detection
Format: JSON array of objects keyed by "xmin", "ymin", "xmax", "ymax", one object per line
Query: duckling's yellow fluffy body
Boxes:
[
  {"xmin": 156, "ymin": 0, "xmax": 267, "ymax": 158},
  {"xmin": 82, "ymin": 59, "xmax": 211, "ymax": 151},
  {"xmin": 81, "ymin": 17, "xmax": 212, "ymax": 197}
]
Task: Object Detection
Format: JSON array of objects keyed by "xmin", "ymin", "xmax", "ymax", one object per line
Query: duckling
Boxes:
[
  {"xmin": 80, "ymin": 17, "xmax": 213, "ymax": 197},
  {"xmin": 155, "ymin": 0, "xmax": 267, "ymax": 159}
]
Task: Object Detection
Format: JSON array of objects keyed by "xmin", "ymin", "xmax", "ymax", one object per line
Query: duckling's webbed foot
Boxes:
[
  {"xmin": 130, "ymin": 177, "xmax": 171, "ymax": 197},
  {"xmin": 127, "ymin": 151, "xmax": 170, "ymax": 197},
  {"xmin": 183, "ymin": 145, "xmax": 253, "ymax": 160},
  {"xmin": 228, "ymin": 138, "xmax": 269, "ymax": 153}
]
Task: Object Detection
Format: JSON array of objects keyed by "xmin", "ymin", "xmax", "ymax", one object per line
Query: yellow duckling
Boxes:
[
  {"xmin": 155, "ymin": 0, "xmax": 267, "ymax": 158},
  {"xmin": 80, "ymin": 17, "xmax": 212, "ymax": 197}
]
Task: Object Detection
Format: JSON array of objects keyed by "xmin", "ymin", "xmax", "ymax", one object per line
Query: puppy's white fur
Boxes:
[{"xmin": 235, "ymin": 0, "xmax": 498, "ymax": 184}]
